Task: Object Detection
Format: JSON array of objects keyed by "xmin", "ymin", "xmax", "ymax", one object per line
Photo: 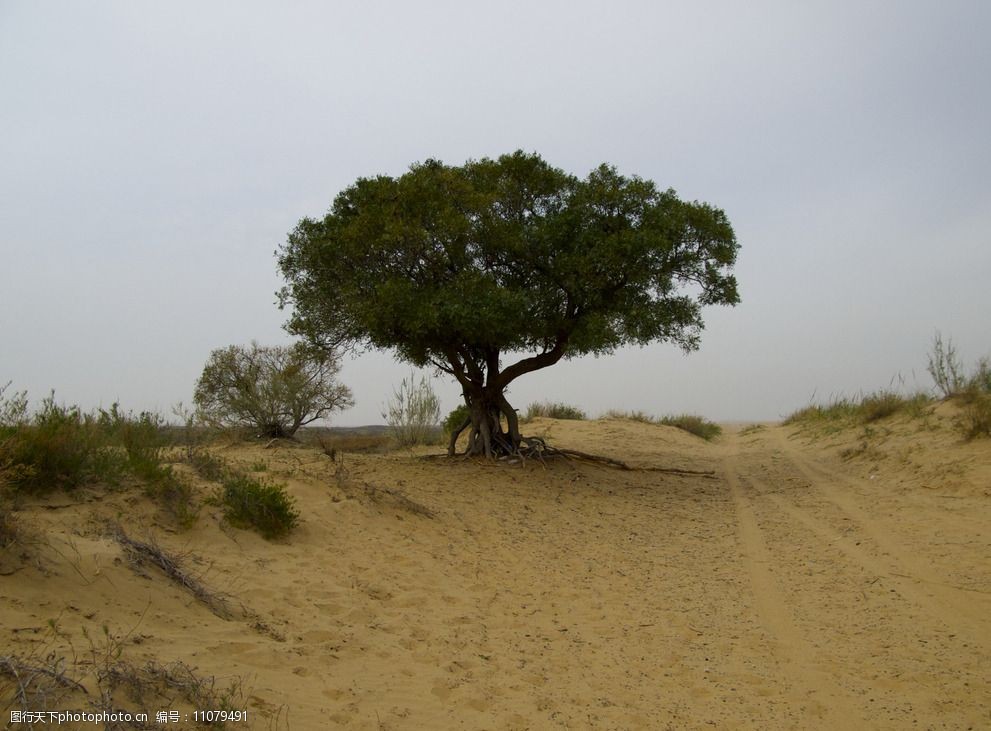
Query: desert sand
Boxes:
[{"xmin": 2, "ymin": 409, "xmax": 989, "ymax": 729}]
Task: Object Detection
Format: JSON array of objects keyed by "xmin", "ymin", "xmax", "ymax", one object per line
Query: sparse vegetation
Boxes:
[
  {"xmin": 382, "ymin": 372, "xmax": 441, "ymax": 447},
  {"xmin": 925, "ymin": 333, "xmax": 991, "ymax": 439},
  {"xmin": 927, "ymin": 332, "xmax": 966, "ymax": 397},
  {"xmin": 0, "ymin": 391, "xmax": 197, "ymax": 526},
  {"xmin": 960, "ymin": 395, "xmax": 991, "ymax": 439},
  {"xmin": 784, "ymin": 390, "xmax": 933, "ymax": 429},
  {"xmin": 314, "ymin": 433, "xmax": 392, "ymax": 457},
  {"xmin": 656, "ymin": 414, "xmax": 723, "ymax": 440},
  {"xmin": 184, "ymin": 449, "xmax": 229, "ymax": 482},
  {"xmin": 524, "ymin": 402, "xmax": 587, "ymax": 421},
  {"xmin": 1, "ymin": 619, "xmax": 248, "ymax": 729},
  {"xmin": 601, "ymin": 410, "xmax": 722, "ymax": 440}
]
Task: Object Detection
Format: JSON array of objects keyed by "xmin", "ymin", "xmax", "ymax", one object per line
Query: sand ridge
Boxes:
[{"xmin": 2, "ymin": 414, "xmax": 989, "ymax": 729}]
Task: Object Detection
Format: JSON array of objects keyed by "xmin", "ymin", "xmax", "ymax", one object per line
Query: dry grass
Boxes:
[{"xmin": 601, "ymin": 410, "xmax": 722, "ymax": 440}]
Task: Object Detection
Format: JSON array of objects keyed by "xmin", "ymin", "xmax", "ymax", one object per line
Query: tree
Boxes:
[
  {"xmin": 193, "ymin": 342, "xmax": 353, "ymax": 438},
  {"xmin": 277, "ymin": 151, "xmax": 739, "ymax": 457}
]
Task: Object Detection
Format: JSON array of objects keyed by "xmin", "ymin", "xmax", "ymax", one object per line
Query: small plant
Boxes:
[
  {"xmin": 219, "ymin": 474, "xmax": 299, "ymax": 540},
  {"xmin": 523, "ymin": 402, "xmax": 586, "ymax": 421},
  {"xmin": 0, "ymin": 382, "xmax": 28, "ymax": 427},
  {"xmin": 927, "ymin": 331, "xmax": 966, "ymax": 397},
  {"xmin": 383, "ymin": 372, "xmax": 441, "ymax": 447}
]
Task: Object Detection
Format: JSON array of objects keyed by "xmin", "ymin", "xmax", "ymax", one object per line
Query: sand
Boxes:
[{"xmin": 2, "ymin": 409, "xmax": 989, "ymax": 729}]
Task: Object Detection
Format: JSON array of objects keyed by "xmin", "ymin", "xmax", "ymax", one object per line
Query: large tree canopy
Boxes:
[{"xmin": 278, "ymin": 151, "xmax": 739, "ymax": 456}]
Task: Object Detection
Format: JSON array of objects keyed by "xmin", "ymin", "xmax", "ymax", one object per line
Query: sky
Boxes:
[{"xmin": 2, "ymin": 1, "xmax": 989, "ymax": 425}]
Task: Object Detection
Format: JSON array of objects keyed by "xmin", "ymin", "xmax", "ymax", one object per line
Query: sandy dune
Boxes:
[{"xmin": 2, "ymin": 412, "xmax": 989, "ymax": 729}]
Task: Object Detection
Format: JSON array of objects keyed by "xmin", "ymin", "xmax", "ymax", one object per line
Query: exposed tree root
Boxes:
[{"xmin": 428, "ymin": 437, "xmax": 718, "ymax": 478}]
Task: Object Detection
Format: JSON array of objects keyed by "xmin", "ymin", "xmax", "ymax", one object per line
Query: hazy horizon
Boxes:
[{"xmin": 2, "ymin": 2, "xmax": 989, "ymax": 425}]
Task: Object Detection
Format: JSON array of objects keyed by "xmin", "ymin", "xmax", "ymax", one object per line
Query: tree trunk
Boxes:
[{"xmin": 453, "ymin": 387, "xmax": 521, "ymax": 457}]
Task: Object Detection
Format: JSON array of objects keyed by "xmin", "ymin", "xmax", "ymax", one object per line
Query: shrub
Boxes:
[
  {"xmin": 600, "ymin": 409, "xmax": 721, "ymax": 440},
  {"xmin": 184, "ymin": 449, "xmax": 229, "ymax": 482},
  {"xmin": 523, "ymin": 402, "xmax": 586, "ymax": 421},
  {"xmin": 0, "ymin": 391, "xmax": 197, "ymax": 526},
  {"xmin": 967, "ymin": 357, "xmax": 991, "ymax": 394},
  {"xmin": 859, "ymin": 390, "xmax": 913, "ymax": 423},
  {"xmin": 219, "ymin": 474, "xmax": 299, "ymax": 540},
  {"xmin": 1, "ymin": 395, "xmax": 110, "ymax": 492},
  {"xmin": 927, "ymin": 331, "xmax": 966, "ymax": 397},
  {"xmin": 0, "ymin": 382, "xmax": 28, "ymax": 427},
  {"xmin": 194, "ymin": 341, "xmax": 353, "ymax": 439},
  {"xmin": 443, "ymin": 404, "xmax": 470, "ymax": 434},
  {"xmin": 656, "ymin": 414, "xmax": 722, "ymax": 440},
  {"xmin": 960, "ymin": 393, "xmax": 991, "ymax": 439},
  {"xmin": 383, "ymin": 372, "xmax": 441, "ymax": 447}
]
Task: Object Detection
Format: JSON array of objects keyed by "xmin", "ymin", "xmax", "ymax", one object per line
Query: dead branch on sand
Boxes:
[{"xmin": 111, "ymin": 526, "xmax": 233, "ymax": 619}]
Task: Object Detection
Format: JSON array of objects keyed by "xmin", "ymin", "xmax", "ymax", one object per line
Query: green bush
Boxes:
[
  {"xmin": 656, "ymin": 414, "xmax": 722, "ymax": 440},
  {"xmin": 443, "ymin": 404, "xmax": 470, "ymax": 435},
  {"xmin": 0, "ymin": 390, "xmax": 197, "ymax": 526},
  {"xmin": 1, "ymin": 395, "xmax": 111, "ymax": 492},
  {"xmin": 523, "ymin": 402, "xmax": 586, "ymax": 421},
  {"xmin": 219, "ymin": 474, "xmax": 298, "ymax": 540}
]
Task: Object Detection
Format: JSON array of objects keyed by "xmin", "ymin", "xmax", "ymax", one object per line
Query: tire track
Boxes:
[
  {"xmin": 769, "ymin": 427, "xmax": 991, "ymax": 642},
  {"xmin": 723, "ymin": 439, "xmax": 866, "ymax": 728}
]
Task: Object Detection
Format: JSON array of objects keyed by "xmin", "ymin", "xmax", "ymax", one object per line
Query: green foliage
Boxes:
[
  {"xmin": 443, "ymin": 404, "xmax": 470, "ymax": 435},
  {"xmin": 523, "ymin": 402, "xmax": 587, "ymax": 421},
  {"xmin": 0, "ymin": 390, "xmax": 197, "ymax": 527},
  {"xmin": 194, "ymin": 341, "xmax": 353, "ymax": 439},
  {"xmin": 1, "ymin": 395, "xmax": 111, "ymax": 492},
  {"xmin": 278, "ymin": 151, "xmax": 739, "ymax": 456},
  {"xmin": 655, "ymin": 414, "xmax": 722, "ymax": 440},
  {"xmin": 218, "ymin": 474, "xmax": 298, "ymax": 540},
  {"xmin": 382, "ymin": 372, "xmax": 441, "ymax": 447}
]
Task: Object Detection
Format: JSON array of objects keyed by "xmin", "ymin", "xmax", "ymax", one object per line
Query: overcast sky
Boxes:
[{"xmin": 2, "ymin": 1, "xmax": 989, "ymax": 425}]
